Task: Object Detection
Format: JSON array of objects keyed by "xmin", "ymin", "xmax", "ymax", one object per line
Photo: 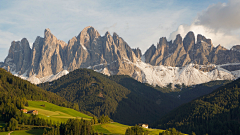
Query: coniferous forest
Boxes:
[
  {"xmin": 0, "ymin": 68, "xmax": 101, "ymax": 134},
  {"xmin": 39, "ymin": 68, "xmax": 184, "ymax": 125},
  {"xmin": 39, "ymin": 68, "xmax": 229, "ymax": 126},
  {"xmin": 154, "ymin": 77, "xmax": 240, "ymax": 135},
  {"xmin": 1, "ymin": 66, "xmax": 238, "ymax": 135}
]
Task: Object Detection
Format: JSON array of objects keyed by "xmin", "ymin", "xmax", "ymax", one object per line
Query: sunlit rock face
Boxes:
[{"xmin": 2, "ymin": 28, "xmax": 240, "ymax": 86}]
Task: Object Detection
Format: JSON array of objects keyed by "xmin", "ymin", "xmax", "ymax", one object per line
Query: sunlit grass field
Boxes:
[
  {"xmin": 93, "ymin": 122, "xmax": 165, "ymax": 135},
  {"xmin": 25, "ymin": 101, "xmax": 92, "ymax": 123},
  {"xmin": 0, "ymin": 101, "xmax": 169, "ymax": 135},
  {"xmin": 0, "ymin": 132, "xmax": 9, "ymax": 135}
]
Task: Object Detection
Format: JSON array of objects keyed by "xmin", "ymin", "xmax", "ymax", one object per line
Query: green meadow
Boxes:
[
  {"xmin": 0, "ymin": 101, "xmax": 168, "ymax": 135},
  {"xmin": 25, "ymin": 101, "xmax": 92, "ymax": 123},
  {"xmin": 0, "ymin": 132, "xmax": 9, "ymax": 135},
  {"xmin": 0, "ymin": 129, "xmax": 44, "ymax": 135},
  {"xmin": 93, "ymin": 122, "xmax": 165, "ymax": 135}
]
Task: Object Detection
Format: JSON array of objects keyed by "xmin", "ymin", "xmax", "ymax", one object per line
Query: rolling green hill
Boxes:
[
  {"xmin": 0, "ymin": 68, "xmax": 95, "ymax": 135},
  {"xmin": 93, "ymin": 122, "xmax": 165, "ymax": 135},
  {"xmin": 154, "ymin": 78, "xmax": 240, "ymax": 135},
  {"xmin": 0, "ymin": 68, "xmax": 71, "ymax": 107},
  {"xmin": 39, "ymin": 69, "xmax": 182, "ymax": 125},
  {"xmin": 25, "ymin": 101, "xmax": 92, "ymax": 123},
  {"xmin": 39, "ymin": 68, "xmax": 230, "ymax": 126}
]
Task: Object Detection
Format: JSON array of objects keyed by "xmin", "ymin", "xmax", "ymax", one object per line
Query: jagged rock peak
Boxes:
[
  {"xmin": 150, "ymin": 44, "xmax": 156, "ymax": 49},
  {"xmin": 21, "ymin": 38, "xmax": 29, "ymax": 44},
  {"xmin": 157, "ymin": 37, "xmax": 168, "ymax": 49},
  {"xmin": 197, "ymin": 34, "xmax": 212, "ymax": 45},
  {"xmin": 44, "ymin": 28, "xmax": 56, "ymax": 40},
  {"xmin": 78, "ymin": 26, "xmax": 100, "ymax": 37},
  {"xmin": 183, "ymin": 31, "xmax": 195, "ymax": 52},
  {"xmin": 132, "ymin": 48, "xmax": 142, "ymax": 58},
  {"xmin": 4, "ymin": 38, "xmax": 31, "ymax": 74},
  {"xmin": 173, "ymin": 34, "xmax": 183, "ymax": 45},
  {"xmin": 113, "ymin": 32, "xmax": 118, "ymax": 37},
  {"xmin": 77, "ymin": 26, "xmax": 100, "ymax": 44},
  {"xmin": 231, "ymin": 45, "xmax": 240, "ymax": 51},
  {"xmin": 216, "ymin": 44, "xmax": 227, "ymax": 49},
  {"xmin": 105, "ymin": 31, "xmax": 111, "ymax": 36},
  {"xmin": 184, "ymin": 31, "xmax": 195, "ymax": 41},
  {"xmin": 45, "ymin": 28, "xmax": 51, "ymax": 32}
]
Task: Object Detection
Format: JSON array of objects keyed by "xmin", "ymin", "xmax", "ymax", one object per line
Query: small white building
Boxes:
[{"xmin": 138, "ymin": 123, "xmax": 148, "ymax": 128}]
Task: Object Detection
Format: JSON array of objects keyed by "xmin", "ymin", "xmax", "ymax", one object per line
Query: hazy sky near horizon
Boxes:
[{"xmin": 1, "ymin": 0, "xmax": 240, "ymax": 62}]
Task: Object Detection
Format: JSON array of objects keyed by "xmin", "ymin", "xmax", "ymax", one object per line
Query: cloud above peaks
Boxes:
[
  {"xmin": 170, "ymin": 0, "xmax": 240, "ymax": 49},
  {"xmin": 196, "ymin": 0, "xmax": 240, "ymax": 31}
]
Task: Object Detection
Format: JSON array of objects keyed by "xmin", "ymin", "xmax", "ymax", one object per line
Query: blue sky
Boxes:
[{"xmin": 2, "ymin": 0, "xmax": 240, "ymax": 62}]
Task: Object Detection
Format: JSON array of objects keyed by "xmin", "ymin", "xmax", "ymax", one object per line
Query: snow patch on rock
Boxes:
[{"xmin": 123, "ymin": 58, "xmax": 236, "ymax": 87}]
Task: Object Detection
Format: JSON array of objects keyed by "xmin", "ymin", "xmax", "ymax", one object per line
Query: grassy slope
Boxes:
[
  {"xmin": 10, "ymin": 129, "xmax": 44, "ymax": 135},
  {"xmin": 0, "ymin": 129, "xmax": 44, "ymax": 135},
  {"xmin": 93, "ymin": 123, "xmax": 164, "ymax": 135},
  {"xmin": 24, "ymin": 101, "xmax": 166, "ymax": 135},
  {"xmin": 0, "ymin": 132, "xmax": 9, "ymax": 135},
  {"xmin": 25, "ymin": 101, "xmax": 92, "ymax": 123}
]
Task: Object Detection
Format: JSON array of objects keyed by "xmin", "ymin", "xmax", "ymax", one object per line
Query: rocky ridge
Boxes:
[
  {"xmin": 2, "ymin": 27, "xmax": 240, "ymax": 86},
  {"xmin": 2, "ymin": 26, "xmax": 143, "ymax": 84},
  {"xmin": 144, "ymin": 32, "xmax": 240, "ymax": 67}
]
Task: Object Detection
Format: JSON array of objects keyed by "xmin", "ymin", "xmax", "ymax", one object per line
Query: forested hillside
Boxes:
[
  {"xmin": 0, "ymin": 68, "xmax": 70, "ymax": 107},
  {"xmin": 0, "ymin": 68, "xmax": 74, "ymax": 123},
  {"xmin": 163, "ymin": 80, "xmax": 231, "ymax": 103},
  {"xmin": 154, "ymin": 78, "xmax": 240, "ymax": 135},
  {"xmin": 39, "ymin": 69, "xmax": 182, "ymax": 125},
  {"xmin": 0, "ymin": 68, "xmax": 100, "ymax": 134}
]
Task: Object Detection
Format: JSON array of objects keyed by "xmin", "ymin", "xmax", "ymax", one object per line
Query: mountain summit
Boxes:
[
  {"xmin": 143, "ymin": 31, "xmax": 240, "ymax": 67},
  {"xmin": 2, "ymin": 27, "xmax": 240, "ymax": 86}
]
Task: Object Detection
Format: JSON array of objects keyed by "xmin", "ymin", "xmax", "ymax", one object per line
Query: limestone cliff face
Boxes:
[
  {"xmin": 3, "ymin": 26, "xmax": 141, "ymax": 82},
  {"xmin": 28, "ymin": 29, "xmax": 67, "ymax": 78},
  {"xmin": 3, "ymin": 27, "xmax": 240, "ymax": 85},
  {"xmin": 144, "ymin": 31, "xmax": 240, "ymax": 67},
  {"xmin": 4, "ymin": 38, "xmax": 31, "ymax": 74},
  {"xmin": 132, "ymin": 48, "xmax": 142, "ymax": 59}
]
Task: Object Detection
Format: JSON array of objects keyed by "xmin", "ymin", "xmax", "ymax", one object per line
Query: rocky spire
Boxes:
[
  {"xmin": 183, "ymin": 31, "xmax": 195, "ymax": 52},
  {"xmin": 132, "ymin": 48, "xmax": 142, "ymax": 59},
  {"xmin": 4, "ymin": 38, "xmax": 31, "ymax": 74}
]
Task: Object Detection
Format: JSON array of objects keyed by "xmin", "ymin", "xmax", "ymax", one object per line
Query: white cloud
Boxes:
[
  {"xmin": 196, "ymin": 0, "xmax": 240, "ymax": 31},
  {"xmin": 170, "ymin": 0, "xmax": 240, "ymax": 49}
]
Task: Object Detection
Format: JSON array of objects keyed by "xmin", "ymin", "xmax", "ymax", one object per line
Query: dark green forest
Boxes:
[
  {"xmin": 165, "ymin": 80, "xmax": 231, "ymax": 103},
  {"xmin": 0, "ymin": 66, "xmax": 235, "ymax": 134},
  {"xmin": 0, "ymin": 68, "xmax": 98, "ymax": 134},
  {"xmin": 154, "ymin": 77, "xmax": 240, "ymax": 135},
  {"xmin": 0, "ymin": 68, "xmax": 71, "ymax": 107},
  {"xmin": 39, "ymin": 68, "xmax": 229, "ymax": 125},
  {"xmin": 39, "ymin": 69, "xmax": 183, "ymax": 125}
]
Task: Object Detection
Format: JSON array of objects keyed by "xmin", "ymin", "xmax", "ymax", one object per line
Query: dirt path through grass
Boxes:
[{"xmin": 8, "ymin": 131, "xmax": 13, "ymax": 135}]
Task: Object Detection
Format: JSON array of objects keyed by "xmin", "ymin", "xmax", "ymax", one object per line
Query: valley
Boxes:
[{"xmin": 1, "ymin": 0, "xmax": 240, "ymax": 134}]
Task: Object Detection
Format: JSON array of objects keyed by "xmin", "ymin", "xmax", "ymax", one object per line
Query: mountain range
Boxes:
[{"xmin": 2, "ymin": 26, "xmax": 240, "ymax": 86}]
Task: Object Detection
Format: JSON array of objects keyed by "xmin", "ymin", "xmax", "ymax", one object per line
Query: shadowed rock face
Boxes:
[
  {"xmin": 144, "ymin": 31, "xmax": 240, "ymax": 67},
  {"xmin": 2, "ymin": 26, "xmax": 141, "ymax": 80},
  {"xmin": 132, "ymin": 48, "xmax": 142, "ymax": 59},
  {"xmin": 4, "ymin": 38, "xmax": 31, "ymax": 74},
  {"xmin": 2, "ymin": 27, "xmax": 240, "ymax": 85}
]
